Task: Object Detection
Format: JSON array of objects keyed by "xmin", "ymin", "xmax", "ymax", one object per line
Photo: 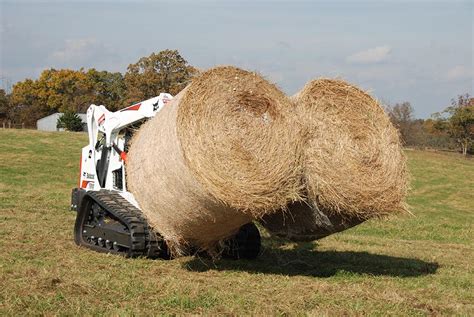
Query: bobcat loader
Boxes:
[{"xmin": 71, "ymin": 94, "xmax": 261, "ymax": 259}]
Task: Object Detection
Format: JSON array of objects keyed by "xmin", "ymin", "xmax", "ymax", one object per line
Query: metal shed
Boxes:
[{"xmin": 37, "ymin": 113, "xmax": 87, "ymax": 131}]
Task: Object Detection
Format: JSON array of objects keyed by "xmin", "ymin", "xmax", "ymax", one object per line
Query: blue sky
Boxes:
[{"xmin": 1, "ymin": 0, "xmax": 472, "ymax": 117}]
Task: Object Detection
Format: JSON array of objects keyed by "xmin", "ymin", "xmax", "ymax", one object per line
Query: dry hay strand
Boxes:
[
  {"xmin": 126, "ymin": 66, "xmax": 303, "ymax": 253},
  {"xmin": 260, "ymin": 78, "xmax": 409, "ymax": 241}
]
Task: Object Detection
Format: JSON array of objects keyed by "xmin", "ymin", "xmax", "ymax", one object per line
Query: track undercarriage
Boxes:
[
  {"xmin": 73, "ymin": 190, "xmax": 169, "ymax": 258},
  {"xmin": 72, "ymin": 189, "xmax": 261, "ymax": 260}
]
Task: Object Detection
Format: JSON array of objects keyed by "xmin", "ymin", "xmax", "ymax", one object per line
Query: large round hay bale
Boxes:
[
  {"xmin": 296, "ymin": 79, "xmax": 408, "ymax": 218},
  {"xmin": 126, "ymin": 66, "xmax": 303, "ymax": 253},
  {"xmin": 176, "ymin": 67, "xmax": 303, "ymax": 212},
  {"xmin": 261, "ymin": 78, "xmax": 409, "ymax": 241}
]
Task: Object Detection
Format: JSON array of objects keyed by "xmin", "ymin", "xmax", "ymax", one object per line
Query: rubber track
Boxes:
[{"xmin": 86, "ymin": 190, "xmax": 163, "ymax": 258}]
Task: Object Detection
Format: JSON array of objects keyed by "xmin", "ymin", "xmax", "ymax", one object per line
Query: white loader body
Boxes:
[{"xmin": 77, "ymin": 93, "xmax": 173, "ymax": 207}]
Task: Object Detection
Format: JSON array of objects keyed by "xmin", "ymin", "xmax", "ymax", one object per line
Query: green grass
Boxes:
[{"xmin": 0, "ymin": 129, "xmax": 473, "ymax": 315}]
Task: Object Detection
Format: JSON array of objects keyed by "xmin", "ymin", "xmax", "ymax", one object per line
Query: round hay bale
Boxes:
[
  {"xmin": 126, "ymin": 66, "xmax": 303, "ymax": 253},
  {"xmin": 296, "ymin": 78, "xmax": 409, "ymax": 218},
  {"xmin": 176, "ymin": 66, "xmax": 303, "ymax": 212},
  {"xmin": 260, "ymin": 78, "xmax": 408, "ymax": 241}
]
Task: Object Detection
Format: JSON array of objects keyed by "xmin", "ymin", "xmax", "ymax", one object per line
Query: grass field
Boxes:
[{"xmin": 0, "ymin": 129, "xmax": 473, "ymax": 315}]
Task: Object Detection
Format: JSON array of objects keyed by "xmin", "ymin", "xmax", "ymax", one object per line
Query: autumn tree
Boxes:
[
  {"xmin": 38, "ymin": 69, "xmax": 92, "ymax": 113},
  {"xmin": 85, "ymin": 69, "xmax": 126, "ymax": 111},
  {"xmin": 0, "ymin": 89, "xmax": 9, "ymax": 121},
  {"xmin": 9, "ymin": 70, "xmax": 86, "ymax": 126},
  {"xmin": 433, "ymin": 94, "xmax": 474, "ymax": 156},
  {"xmin": 124, "ymin": 49, "xmax": 196, "ymax": 105},
  {"xmin": 8, "ymin": 68, "xmax": 127, "ymax": 126},
  {"xmin": 7, "ymin": 51, "xmax": 196, "ymax": 126},
  {"xmin": 9, "ymin": 79, "xmax": 46, "ymax": 127}
]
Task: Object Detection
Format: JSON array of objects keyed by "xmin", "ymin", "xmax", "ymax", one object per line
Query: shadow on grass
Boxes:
[{"xmin": 182, "ymin": 245, "xmax": 439, "ymax": 278}]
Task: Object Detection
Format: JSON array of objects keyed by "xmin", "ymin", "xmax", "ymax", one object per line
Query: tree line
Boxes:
[
  {"xmin": 0, "ymin": 49, "xmax": 472, "ymax": 155},
  {"xmin": 0, "ymin": 49, "xmax": 196, "ymax": 127},
  {"xmin": 385, "ymin": 95, "xmax": 473, "ymax": 155}
]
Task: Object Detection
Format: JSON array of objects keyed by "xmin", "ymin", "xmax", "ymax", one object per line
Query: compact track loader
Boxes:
[{"xmin": 71, "ymin": 94, "xmax": 261, "ymax": 259}]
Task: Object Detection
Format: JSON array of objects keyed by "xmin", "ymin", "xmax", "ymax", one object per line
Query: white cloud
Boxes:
[
  {"xmin": 446, "ymin": 65, "xmax": 473, "ymax": 81},
  {"xmin": 51, "ymin": 38, "xmax": 100, "ymax": 63},
  {"xmin": 48, "ymin": 38, "xmax": 122, "ymax": 71},
  {"xmin": 346, "ymin": 45, "xmax": 392, "ymax": 64}
]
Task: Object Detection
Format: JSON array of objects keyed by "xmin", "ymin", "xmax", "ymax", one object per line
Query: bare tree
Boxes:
[{"xmin": 385, "ymin": 102, "xmax": 414, "ymax": 145}]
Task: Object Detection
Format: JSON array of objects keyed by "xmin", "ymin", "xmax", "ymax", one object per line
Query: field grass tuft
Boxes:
[{"xmin": 0, "ymin": 130, "xmax": 473, "ymax": 315}]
